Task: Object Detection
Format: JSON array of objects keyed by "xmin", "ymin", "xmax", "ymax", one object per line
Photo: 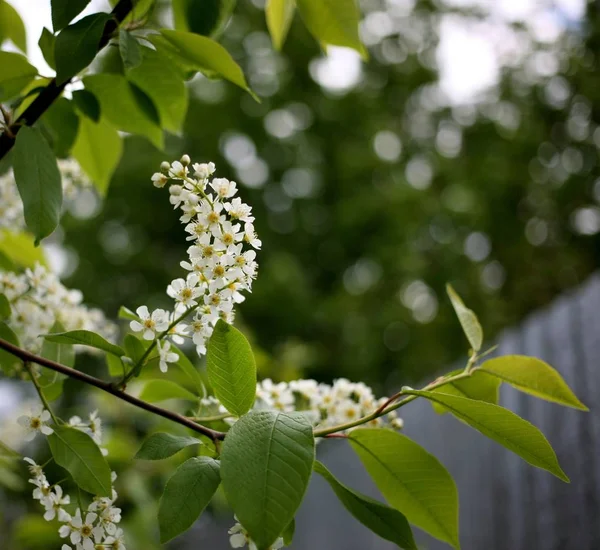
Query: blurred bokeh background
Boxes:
[{"xmin": 2, "ymin": 0, "xmax": 600, "ymax": 547}]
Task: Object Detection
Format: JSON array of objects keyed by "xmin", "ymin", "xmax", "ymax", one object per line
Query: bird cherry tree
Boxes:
[{"xmin": 0, "ymin": 1, "xmax": 588, "ymax": 549}]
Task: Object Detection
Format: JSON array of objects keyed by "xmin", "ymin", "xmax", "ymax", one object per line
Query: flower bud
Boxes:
[
  {"xmin": 160, "ymin": 161, "xmax": 170, "ymax": 173},
  {"xmin": 180, "ymin": 154, "xmax": 191, "ymax": 166}
]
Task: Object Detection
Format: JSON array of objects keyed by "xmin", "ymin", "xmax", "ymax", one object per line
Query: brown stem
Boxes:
[
  {"xmin": 0, "ymin": 337, "xmax": 225, "ymax": 442},
  {"xmin": 0, "ymin": 0, "xmax": 134, "ymax": 161}
]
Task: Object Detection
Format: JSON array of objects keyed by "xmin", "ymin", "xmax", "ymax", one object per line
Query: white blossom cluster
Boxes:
[
  {"xmin": 0, "ymin": 159, "xmax": 92, "ymax": 232},
  {"xmin": 129, "ymin": 156, "xmax": 260, "ymax": 371},
  {"xmin": 229, "ymin": 517, "xmax": 284, "ymax": 550},
  {"xmin": 20, "ymin": 409, "xmax": 125, "ymax": 550},
  {"xmin": 0, "ymin": 263, "xmax": 117, "ymax": 356}
]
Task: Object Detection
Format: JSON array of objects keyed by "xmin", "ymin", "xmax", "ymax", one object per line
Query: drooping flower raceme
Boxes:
[{"xmin": 129, "ymin": 157, "xmax": 260, "ymax": 369}]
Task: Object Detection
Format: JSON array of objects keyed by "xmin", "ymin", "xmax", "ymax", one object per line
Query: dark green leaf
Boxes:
[
  {"xmin": 0, "ymin": 294, "xmax": 10, "ymax": 320},
  {"xmin": 431, "ymin": 369, "xmax": 500, "ymax": 414},
  {"xmin": 158, "ymin": 457, "xmax": 221, "ymax": 542},
  {"xmin": 349, "ymin": 429, "xmax": 460, "ymax": 549},
  {"xmin": 172, "ymin": 0, "xmax": 236, "ymax": 39},
  {"xmin": 135, "ymin": 432, "xmax": 202, "ymax": 460},
  {"xmin": 405, "ymin": 389, "xmax": 569, "ymax": 482},
  {"xmin": 282, "ymin": 518, "xmax": 295, "ymax": 546},
  {"xmin": 0, "ymin": 51, "xmax": 37, "ymax": 103},
  {"xmin": 124, "ymin": 333, "xmax": 146, "ymax": 369},
  {"xmin": 129, "ymin": 83, "xmax": 160, "ymax": 126},
  {"xmin": 72, "ymin": 89, "xmax": 100, "ymax": 122},
  {"xmin": 119, "ymin": 29, "xmax": 142, "ymax": 69},
  {"xmin": 47, "ymin": 426, "xmax": 112, "ymax": 496},
  {"xmin": 82, "ymin": 73, "xmax": 163, "ymax": 148},
  {"xmin": 54, "ymin": 13, "xmax": 111, "ymax": 84},
  {"xmin": 139, "ymin": 379, "xmax": 198, "ymax": 403},
  {"xmin": 0, "ymin": 321, "xmax": 21, "ymax": 374},
  {"xmin": 43, "ymin": 330, "xmax": 125, "ymax": 357},
  {"xmin": 479, "ymin": 355, "xmax": 588, "ymax": 411},
  {"xmin": 12, "ymin": 126, "xmax": 62, "ymax": 244},
  {"xmin": 71, "ymin": 113, "xmax": 123, "ymax": 195},
  {"xmin": 51, "ymin": 0, "xmax": 92, "ymax": 31},
  {"xmin": 42, "ymin": 98, "xmax": 80, "ymax": 157},
  {"xmin": 206, "ymin": 319, "xmax": 256, "ymax": 417},
  {"xmin": 40, "ymin": 321, "xmax": 75, "ymax": 368},
  {"xmin": 0, "ymin": 0, "xmax": 27, "ymax": 52},
  {"xmin": 314, "ymin": 461, "xmax": 417, "ymax": 549},
  {"xmin": 168, "ymin": 344, "xmax": 204, "ymax": 395},
  {"xmin": 221, "ymin": 411, "xmax": 315, "ymax": 549},
  {"xmin": 266, "ymin": 0, "xmax": 295, "ymax": 50},
  {"xmin": 38, "ymin": 28, "xmax": 56, "ymax": 69}
]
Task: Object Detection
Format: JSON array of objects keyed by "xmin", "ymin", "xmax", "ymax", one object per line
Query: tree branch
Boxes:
[
  {"xmin": 0, "ymin": 337, "xmax": 226, "ymax": 442},
  {"xmin": 0, "ymin": 0, "xmax": 134, "ymax": 162}
]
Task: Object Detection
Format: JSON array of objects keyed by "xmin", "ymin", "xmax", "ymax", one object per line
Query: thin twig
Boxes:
[{"xmin": 0, "ymin": 338, "xmax": 225, "ymax": 442}]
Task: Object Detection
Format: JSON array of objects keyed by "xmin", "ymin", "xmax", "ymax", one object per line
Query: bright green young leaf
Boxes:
[
  {"xmin": 0, "ymin": 295, "xmax": 10, "ymax": 320},
  {"xmin": 105, "ymin": 353, "xmax": 125, "ymax": 377},
  {"xmin": 71, "ymin": 113, "xmax": 123, "ymax": 195},
  {"xmin": 41, "ymin": 322, "xmax": 75, "ymax": 368},
  {"xmin": 43, "ymin": 330, "xmax": 125, "ymax": 357},
  {"xmin": 38, "ymin": 28, "xmax": 56, "ymax": 69},
  {"xmin": 314, "ymin": 461, "xmax": 417, "ymax": 549},
  {"xmin": 266, "ymin": 0, "xmax": 295, "ymax": 50},
  {"xmin": 296, "ymin": 0, "xmax": 366, "ymax": 59},
  {"xmin": 479, "ymin": 355, "xmax": 588, "ymax": 411},
  {"xmin": 431, "ymin": 369, "xmax": 500, "ymax": 414},
  {"xmin": 0, "ymin": 321, "xmax": 20, "ymax": 374},
  {"xmin": 206, "ymin": 319, "xmax": 256, "ymax": 417},
  {"xmin": 119, "ymin": 29, "xmax": 142, "ymax": 70},
  {"xmin": 42, "ymin": 98, "xmax": 80, "ymax": 158},
  {"xmin": 12, "ymin": 126, "xmax": 62, "ymax": 245},
  {"xmin": 139, "ymin": 380, "xmax": 198, "ymax": 403},
  {"xmin": 109, "ymin": 0, "xmax": 155, "ymax": 24},
  {"xmin": 446, "ymin": 284, "xmax": 483, "ymax": 353},
  {"xmin": 72, "ymin": 89, "xmax": 100, "ymax": 122},
  {"xmin": 405, "ymin": 390, "xmax": 569, "ymax": 482},
  {"xmin": 82, "ymin": 73, "xmax": 163, "ymax": 148},
  {"xmin": 48, "ymin": 426, "xmax": 112, "ymax": 496},
  {"xmin": 0, "ymin": 1, "xmax": 27, "ymax": 52},
  {"xmin": 0, "ymin": 52, "xmax": 36, "ymax": 102},
  {"xmin": 118, "ymin": 306, "xmax": 138, "ymax": 321},
  {"xmin": 54, "ymin": 13, "xmax": 111, "ymax": 84},
  {"xmin": 51, "ymin": 0, "xmax": 92, "ymax": 31},
  {"xmin": 127, "ymin": 46, "xmax": 189, "ymax": 133},
  {"xmin": 173, "ymin": 0, "xmax": 236, "ymax": 38},
  {"xmin": 158, "ymin": 457, "xmax": 221, "ymax": 543},
  {"xmin": 220, "ymin": 411, "xmax": 315, "ymax": 549},
  {"xmin": 159, "ymin": 29, "xmax": 257, "ymax": 99},
  {"xmin": 349, "ymin": 429, "xmax": 460, "ymax": 549},
  {"xmin": 135, "ymin": 432, "xmax": 202, "ymax": 460},
  {"xmin": 0, "ymin": 230, "xmax": 47, "ymax": 268}
]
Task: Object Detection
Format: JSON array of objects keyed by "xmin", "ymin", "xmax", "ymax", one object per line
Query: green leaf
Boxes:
[
  {"xmin": 72, "ymin": 89, "xmax": 100, "ymax": 122},
  {"xmin": 349, "ymin": 429, "xmax": 460, "ymax": 549},
  {"xmin": 296, "ymin": 0, "xmax": 366, "ymax": 59},
  {"xmin": 109, "ymin": 0, "xmax": 155, "ymax": 24},
  {"xmin": 282, "ymin": 518, "xmax": 295, "ymax": 546},
  {"xmin": 0, "ymin": 294, "xmax": 10, "ymax": 320},
  {"xmin": 479, "ymin": 355, "xmax": 588, "ymax": 411},
  {"xmin": 119, "ymin": 29, "xmax": 142, "ymax": 70},
  {"xmin": 159, "ymin": 29, "xmax": 257, "ymax": 99},
  {"xmin": 43, "ymin": 330, "xmax": 125, "ymax": 357},
  {"xmin": 38, "ymin": 371, "xmax": 66, "ymax": 401},
  {"xmin": 71, "ymin": 113, "xmax": 123, "ymax": 195},
  {"xmin": 220, "ymin": 411, "xmax": 315, "ymax": 550},
  {"xmin": 172, "ymin": 0, "xmax": 236, "ymax": 39},
  {"xmin": 124, "ymin": 333, "xmax": 146, "ymax": 367},
  {"xmin": 54, "ymin": 13, "xmax": 111, "ymax": 84},
  {"xmin": 135, "ymin": 432, "xmax": 202, "ymax": 460},
  {"xmin": 82, "ymin": 73, "xmax": 163, "ymax": 148},
  {"xmin": 0, "ymin": 230, "xmax": 47, "ymax": 268},
  {"xmin": 38, "ymin": 28, "xmax": 56, "ymax": 69},
  {"xmin": 168, "ymin": 344, "xmax": 204, "ymax": 395},
  {"xmin": 0, "ymin": 0, "xmax": 27, "ymax": 52},
  {"xmin": 0, "ymin": 321, "xmax": 21, "ymax": 374},
  {"xmin": 118, "ymin": 306, "xmax": 138, "ymax": 321},
  {"xmin": 42, "ymin": 98, "xmax": 80, "ymax": 157},
  {"xmin": 430, "ymin": 369, "xmax": 500, "ymax": 414},
  {"xmin": 40, "ymin": 322, "xmax": 75, "ymax": 368},
  {"xmin": 314, "ymin": 461, "xmax": 417, "ymax": 549},
  {"xmin": 0, "ymin": 51, "xmax": 37, "ymax": 103},
  {"xmin": 126, "ymin": 46, "xmax": 189, "ymax": 133},
  {"xmin": 139, "ymin": 379, "xmax": 198, "ymax": 403},
  {"xmin": 105, "ymin": 353, "xmax": 125, "ymax": 377},
  {"xmin": 158, "ymin": 457, "xmax": 221, "ymax": 543},
  {"xmin": 12, "ymin": 126, "xmax": 62, "ymax": 245},
  {"xmin": 51, "ymin": 0, "xmax": 92, "ymax": 31},
  {"xmin": 266, "ymin": 0, "xmax": 295, "ymax": 50},
  {"xmin": 405, "ymin": 389, "xmax": 569, "ymax": 482},
  {"xmin": 47, "ymin": 426, "xmax": 112, "ymax": 496},
  {"xmin": 206, "ymin": 319, "xmax": 256, "ymax": 417},
  {"xmin": 446, "ymin": 284, "xmax": 483, "ymax": 353}
]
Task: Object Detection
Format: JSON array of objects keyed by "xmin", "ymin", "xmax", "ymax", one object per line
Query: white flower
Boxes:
[
  {"xmin": 158, "ymin": 340, "xmax": 179, "ymax": 373},
  {"xmin": 151, "ymin": 172, "xmax": 168, "ymax": 188},
  {"xmin": 129, "ymin": 306, "xmax": 169, "ymax": 340},
  {"xmin": 168, "ymin": 160, "xmax": 188, "ymax": 179},
  {"xmin": 103, "ymin": 527, "xmax": 127, "ymax": 550},
  {"xmin": 166, "ymin": 274, "xmax": 202, "ymax": 307},
  {"xmin": 228, "ymin": 518, "xmax": 283, "ymax": 549},
  {"xmin": 17, "ymin": 406, "xmax": 53, "ymax": 440},
  {"xmin": 68, "ymin": 510, "xmax": 102, "ymax": 550},
  {"xmin": 210, "ymin": 177, "xmax": 237, "ymax": 198},
  {"xmin": 44, "ymin": 485, "xmax": 71, "ymax": 522},
  {"xmin": 193, "ymin": 161, "xmax": 216, "ymax": 180},
  {"xmin": 243, "ymin": 223, "xmax": 262, "ymax": 249},
  {"xmin": 224, "ymin": 198, "xmax": 254, "ymax": 222},
  {"xmin": 31, "ymin": 476, "xmax": 52, "ymax": 507},
  {"xmin": 23, "ymin": 457, "xmax": 45, "ymax": 480}
]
